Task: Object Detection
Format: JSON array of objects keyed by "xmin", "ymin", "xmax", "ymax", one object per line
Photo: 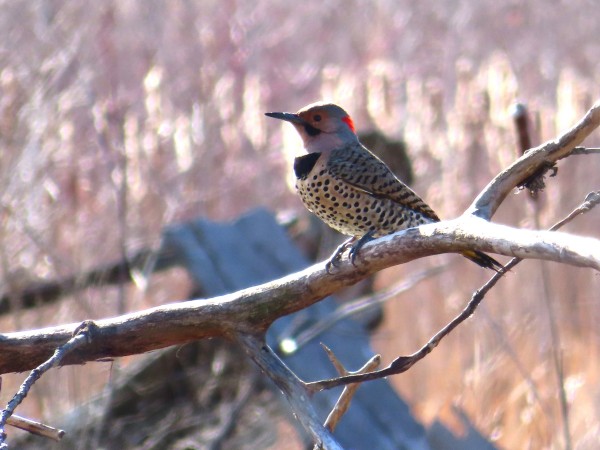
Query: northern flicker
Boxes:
[{"xmin": 266, "ymin": 102, "xmax": 502, "ymax": 271}]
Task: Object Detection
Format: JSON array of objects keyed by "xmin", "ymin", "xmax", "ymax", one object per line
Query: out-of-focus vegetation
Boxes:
[{"xmin": 1, "ymin": 2, "xmax": 599, "ymax": 448}]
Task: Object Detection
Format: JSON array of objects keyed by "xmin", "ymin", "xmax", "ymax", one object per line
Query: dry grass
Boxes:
[{"xmin": 1, "ymin": 1, "xmax": 599, "ymax": 448}]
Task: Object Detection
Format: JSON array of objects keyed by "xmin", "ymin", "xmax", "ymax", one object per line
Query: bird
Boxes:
[{"xmin": 265, "ymin": 102, "xmax": 502, "ymax": 272}]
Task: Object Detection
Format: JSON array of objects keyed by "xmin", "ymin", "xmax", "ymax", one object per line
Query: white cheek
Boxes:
[
  {"xmin": 281, "ymin": 128, "xmax": 305, "ymax": 190},
  {"xmin": 305, "ymin": 133, "xmax": 345, "ymax": 152}
]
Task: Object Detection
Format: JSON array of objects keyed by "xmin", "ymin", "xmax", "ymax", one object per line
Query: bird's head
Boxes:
[{"xmin": 266, "ymin": 102, "xmax": 358, "ymax": 152}]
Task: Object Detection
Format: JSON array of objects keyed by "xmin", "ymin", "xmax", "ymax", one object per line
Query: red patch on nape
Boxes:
[{"xmin": 342, "ymin": 115, "xmax": 355, "ymax": 133}]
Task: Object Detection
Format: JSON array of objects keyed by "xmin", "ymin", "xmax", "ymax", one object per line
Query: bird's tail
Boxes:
[{"xmin": 461, "ymin": 250, "xmax": 504, "ymax": 272}]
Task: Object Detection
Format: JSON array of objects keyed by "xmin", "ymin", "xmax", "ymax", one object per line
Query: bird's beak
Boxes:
[{"xmin": 265, "ymin": 111, "xmax": 306, "ymax": 125}]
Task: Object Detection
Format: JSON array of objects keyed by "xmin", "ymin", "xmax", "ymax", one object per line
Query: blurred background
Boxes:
[{"xmin": 1, "ymin": 1, "xmax": 599, "ymax": 448}]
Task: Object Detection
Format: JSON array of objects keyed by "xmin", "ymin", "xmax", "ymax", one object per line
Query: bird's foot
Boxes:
[
  {"xmin": 325, "ymin": 237, "xmax": 356, "ymax": 274},
  {"xmin": 348, "ymin": 230, "xmax": 375, "ymax": 266},
  {"xmin": 325, "ymin": 232, "xmax": 375, "ymax": 273}
]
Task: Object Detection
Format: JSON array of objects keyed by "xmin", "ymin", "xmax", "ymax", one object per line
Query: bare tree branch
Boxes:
[
  {"xmin": 469, "ymin": 100, "xmax": 600, "ymax": 219},
  {"xmin": 0, "ymin": 219, "xmax": 599, "ymax": 375},
  {"xmin": 571, "ymin": 146, "xmax": 600, "ymax": 155}
]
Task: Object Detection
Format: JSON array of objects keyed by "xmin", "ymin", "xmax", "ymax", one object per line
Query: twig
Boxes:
[
  {"xmin": 0, "ymin": 320, "xmax": 96, "ymax": 446},
  {"xmin": 320, "ymin": 345, "xmax": 380, "ymax": 433},
  {"xmin": 549, "ymin": 191, "xmax": 600, "ymax": 230},
  {"xmin": 570, "ymin": 147, "xmax": 600, "ymax": 156},
  {"xmin": 6, "ymin": 415, "xmax": 65, "ymax": 442}
]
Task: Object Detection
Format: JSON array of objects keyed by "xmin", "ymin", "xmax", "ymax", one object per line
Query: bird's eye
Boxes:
[{"xmin": 313, "ymin": 114, "xmax": 322, "ymax": 122}]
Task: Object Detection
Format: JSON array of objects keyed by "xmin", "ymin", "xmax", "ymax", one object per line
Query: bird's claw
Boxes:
[
  {"xmin": 348, "ymin": 231, "xmax": 375, "ymax": 267},
  {"xmin": 325, "ymin": 232, "xmax": 375, "ymax": 273},
  {"xmin": 325, "ymin": 257, "xmax": 340, "ymax": 274},
  {"xmin": 348, "ymin": 245, "xmax": 360, "ymax": 266},
  {"xmin": 326, "ymin": 239, "xmax": 354, "ymax": 274}
]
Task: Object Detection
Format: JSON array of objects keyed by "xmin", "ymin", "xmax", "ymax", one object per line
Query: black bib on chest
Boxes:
[{"xmin": 293, "ymin": 152, "xmax": 322, "ymax": 179}]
